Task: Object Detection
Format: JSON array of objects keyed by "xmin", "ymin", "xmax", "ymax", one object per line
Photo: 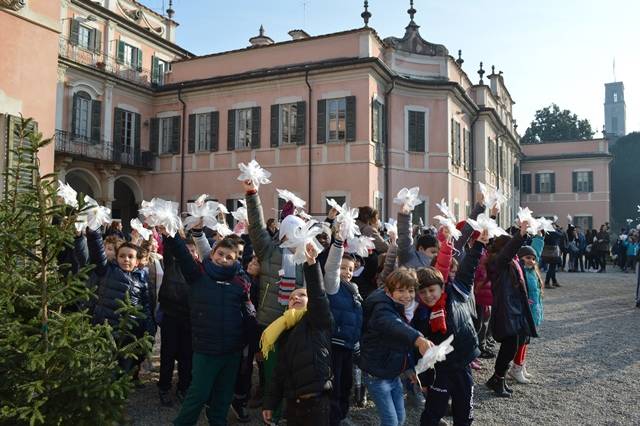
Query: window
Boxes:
[
  {"xmin": 613, "ymin": 92, "xmax": 618, "ymax": 103},
  {"xmin": 573, "ymin": 171, "xmax": 593, "ymax": 193},
  {"xmin": 536, "ymin": 172, "xmax": 555, "ymax": 194},
  {"xmin": 159, "ymin": 117, "xmax": 174, "ymax": 154},
  {"xmin": 236, "ymin": 108, "xmax": 253, "ymax": 149},
  {"xmin": 121, "ymin": 110, "xmax": 135, "ymax": 155},
  {"xmin": 327, "ymin": 98, "xmax": 346, "ymax": 143},
  {"xmin": 78, "ymin": 25, "xmax": 92, "ymax": 49},
  {"xmin": 463, "ymin": 129, "xmax": 471, "ymax": 170},
  {"xmin": 117, "ymin": 40, "xmax": 142, "ymax": 70},
  {"xmin": 280, "ymin": 103, "xmax": 298, "ymax": 145},
  {"xmin": 73, "ymin": 92, "xmax": 92, "ymax": 139},
  {"xmin": 453, "ymin": 201, "xmax": 460, "ymax": 221},
  {"xmin": 521, "ymin": 174, "xmax": 532, "ymax": 193},
  {"xmin": 196, "ymin": 113, "xmax": 212, "ymax": 151},
  {"xmin": 375, "ymin": 194, "xmax": 384, "ymax": 222},
  {"xmin": 69, "ymin": 19, "xmax": 101, "ymax": 52},
  {"xmin": 574, "ymin": 216, "xmax": 593, "ymax": 231},
  {"xmin": 451, "ymin": 120, "xmax": 461, "ymax": 166},
  {"xmin": 325, "ymin": 196, "xmax": 346, "ymax": 214},
  {"xmin": 372, "ymin": 101, "xmax": 383, "ymax": 143},
  {"xmin": 488, "ymin": 138, "xmax": 496, "ymax": 173},
  {"xmin": 151, "ymin": 56, "xmax": 170, "ymax": 86},
  {"xmin": 407, "ymin": 110, "xmax": 426, "ymax": 152}
]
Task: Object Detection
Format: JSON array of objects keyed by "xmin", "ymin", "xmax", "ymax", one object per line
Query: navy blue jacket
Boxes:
[
  {"xmin": 167, "ymin": 235, "xmax": 252, "ymax": 356},
  {"xmin": 87, "ymin": 230, "xmax": 155, "ymax": 337},
  {"xmin": 157, "ymin": 238, "xmax": 191, "ymax": 322},
  {"xmin": 411, "ymin": 241, "xmax": 483, "ymax": 372},
  {"xmin": 360, "ymin": 288, "xmax": 421, "ymax": 379},
  {"xmin": 328, "ymin": 281, "xmax": 363, "ymax": 350}
]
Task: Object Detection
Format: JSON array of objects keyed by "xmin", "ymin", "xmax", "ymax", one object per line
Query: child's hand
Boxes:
[
  {"xmin": 242, "ymin": 179, "xmax": 257, "ymax": 193},
  {"xmin": 305, "ymin": 243, "xmax": 318, "ymax": 265},
  {"xmin": 389, "ymin": 231, "xmax": 397, "ymax": 245},
  {"xmin": 477, "ymin": 229, "xmax": 490, "ymax": 245},
  {"xmin": 262, "ymin": 410, "xmax": 273, "ymax": 424},
  {"xmin": 519, "ymin": 220, "xmax": 529, "ymax": 236},
  {"xmin": 490, "ymin": 205, "xmax": 500, "ymax": 218},
  {"xmin": 401, "ymin": 204, "xmax": 411, "ymax": 215},
  {"xmin": 414, "ymin": 336, "xmax": 434, "ymax": 356}
]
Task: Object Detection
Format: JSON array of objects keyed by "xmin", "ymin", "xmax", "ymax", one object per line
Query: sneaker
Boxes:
[
  {"xmin": 508, "ymin": 364, "xmax": 530, "ymax": 384},
  {"xmin": 175, "ymin": 389, "xmax": 187, "ymax": 404},
  {"xmin": 230, "ymin": 399, "xmax": 251, "ymax": 423},
  {"xmin": 522, "ymin": 363, "xmax": 533, "ymax": 379},
  {"xmin": 159, "ymin": 390, "xmax": 173, "ymax": 407}
]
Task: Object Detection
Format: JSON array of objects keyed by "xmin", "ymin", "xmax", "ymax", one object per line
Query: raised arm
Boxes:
[
  {"xmin": 303, "ymin": 260, "xmax": 333, "ymax": 331},
  {"xmin": 397, "ymin": 211, "xmax": 414, "ymax": 267},
  {"xmin": 73, "ymin": 233, "xmax": 89, "ymax": 269},
  {"xmin": 191, "ymin": 228, "xmax": 212, "ymax": 261},
  {"xmin": 324, "ymin": 239, "xmax": 344, "ymax": 295},
  {"xmin": 361, "ymin": 224, "xmax": 389, "ymax": 254},
  {"xmin": 495, "ymin": 232, "xmax": 525, "ymax": 269},
  {"xmin": 378, "ymin": 243, "xmax": 398, "ymax": 288},
  {"xmin": 163, "ymin": 234, "xmax": 203, "ymax": 284},
  {"xmin": 246, "ymin": 192, "xmax": 276, "ymax": 262},
  {"xmin": 435, "ymin": 228, "xmax": 454, "ymax": 283},
  {"xmin": 85, "ymin": 228, "xmax": 108, "ymax": 276},
  {"xmin": 452, "ymin": 240, "xmax": 484, "ymax": 298}
]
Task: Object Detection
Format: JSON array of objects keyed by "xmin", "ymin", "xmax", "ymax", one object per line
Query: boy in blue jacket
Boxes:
[
  {"xmin": 411, "ymin": 230, "xmax": 488, "ymax": 426},
  {"xmin": 163, "ymin": 231, "xmax": 253, "ymax": 426}
]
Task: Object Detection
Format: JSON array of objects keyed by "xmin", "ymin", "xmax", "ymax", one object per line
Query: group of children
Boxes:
[{"xmin": 66, "ymin": 178, "xmax": 552, "ymax": 426}]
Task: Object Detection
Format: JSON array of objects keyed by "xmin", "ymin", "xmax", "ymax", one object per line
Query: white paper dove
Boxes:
[
  {"xmin": 215, "ymin": 222, "xmax": 234, "ymax": 237},
  {"xmin": 385, "ymin": 219, "xmax": 398, "ymax": 238},
  {"xmin": 345, "ymin": 235, "xmax": 375, "ymax": 258},
  {"xmin": 415, "ymin": 334, "xmax": 455, "ymax": 375},
  {"xmin": 467, "ymin": 213, "xmax": 508, "ymax": 239},
  {"xmin": 626, "ymin": 218, "xmax": 633, "ymax": 225},
  {"xmin": 84, "ymin": 195, "xmax": 112, "ymax": 231},
  {"xmin": 433, "ymin": 199, "xmax": 462, "ymax": 240},
  {"xmin": 183, "ymin": 195, "xmax": 222, "ymax": 231},
  {"xmin": 237, "ymin": 160, "xmax": 272, "ymax": 189},
  {"xmin": 553, "ymin": 215, "xmax": 559, "ymax": 223},
  {"xmin": 139, "ymin": 198, "xmax": 182, "ymax": 238},
  {"xmin": 567, "ymin": 214, "xmax": 573, "ymax": 224},
  {"xmin": 280, "ymin": 220, "xmax": 328, "ymax": 264},
  {"xmin": 393, "ymin": 187, "xmax": 422, "ymax": 212},
  {"xmin": 57, "ymin": 180, "xmax": 78, "ymax": 208},
  {"xmin": 232, "ymin": 206, "xmax": 248, "ymax": 225},
  {"xmin": 537, "ymin": 217, "xmax": 556, "ymax": 234},
  {"xmin": 637, "ymin": 205, "xmax": 640, "ymax": 213},
  {"xmin": 277, "ymin": 189, "xmax": 306, "ymax": 209},
  {"xmin": 479, "ymin": 182, "xmax": 507, "ymax": 211},
  {"xmin": 130, "ymin": 218, "xmax": 152, "ymax": 241},
  {"xmin": 327, "ymin": 198, "xmax": 360, "ymax": 241},
  {"xmin": 517, "ymin": 206, "xmax": 541, "ymax": 235},
  {"xmin": 74, "ymin": 212, "xmax": 88, "ymax": 233}
]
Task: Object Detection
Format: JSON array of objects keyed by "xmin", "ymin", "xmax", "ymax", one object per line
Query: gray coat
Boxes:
[{"xmin": 397, "ymin": 212, "xmax": 432, "ymax": 268}]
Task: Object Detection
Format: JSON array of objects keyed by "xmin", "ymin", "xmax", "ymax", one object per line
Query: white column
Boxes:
[{"xmin": 103, "ymin": 82, "xmax": 114, "ymax": 142}]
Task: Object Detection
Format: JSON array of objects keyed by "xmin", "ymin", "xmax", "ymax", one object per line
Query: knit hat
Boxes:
[
  {"xmin": 279, "ymin": 214, "xmax": 304, "ymax": 242},
  {"xmin": 517, "ymin": 245, "xmax": 537, "ymax": 260}
]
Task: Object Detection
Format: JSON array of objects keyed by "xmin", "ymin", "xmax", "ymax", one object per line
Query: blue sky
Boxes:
[{"xmin": 144, "ymin": 0, "xmax": 639, "ymax": 135}]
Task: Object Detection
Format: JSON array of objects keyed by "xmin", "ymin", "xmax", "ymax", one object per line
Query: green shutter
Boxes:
[
  {"xmin": 251, "ymin": 107, "xmax": 261, "ymax": 149},
  {"xmin": 69, "ymin": 19, "xmax": 80, "ymax": 45},
  {"xmin": 188, "ymin": 114, "xmax": 196, "ymax": 153},
  {"xmin": 572, "ymin": 172, "xmax": 578, "ymax": 192},
  {"xmin": 71, "ymin": 93, "xmax": 78, "ymax": 137},
  {"xmin": 113, "ymin": 108, "xmax": 123, "ymax": 159},
  {"xmin": 93, "ymin": 29, "xmax": 102, "ymax": 53},
  {"xmin": 151, "ymin": 56, "xmax": 159, "ymax": 85},
  {"xmin": 408, "ymin": 111, "xmax": 417, "ymax": 152},
  {"xmin": 535, "ymin": 173, "xmax": 541, "ymax": 193},
  {"xmin": 117, "ymin": 40, "xmax": 125, "ymax": 64},
  {"xmin": 171, "ymin": 116, "xmax": 181, "ymax": 154},
  {"xmin": 150, "ymin": 118, "xmax": 159, "ymax": 154},
  {"xmin": 90, "ymin": 100, "xmax": 101, "ymax": 143},
  {"xmin": 417, "ymin": 111, "xmax": 426, "ymax": 152},
  {"xmin": 270, "ymin": 104, "xmax": 280, "ymax": 148},
  {"xmin": 136, "ymin": 48, "xmax": 143, "ymax": 72},
  {"xmin": 317, "ymin": 100, "xmax": 326, "ymax": 144},
  {"xmin": 134, "ymin": 113, "xmax": 141, "ymax": 162},
  {"xmin": 227, "ymin": 109, "xmax": 236, "ymax": 151},
  {"xmin": 588, "ymin": 171, "xmax": 594, "ymax": 192},
  {"xmin": 550, "ymin": 173, "xmax": 556, "ymax": 193},
  {"xmin": 296, "ymin": 101, "xmax": 306, "ymax": 146},
  {"xmin": 345, "ymin": 96, "xmax": 356, "ymax": 142},
  {"xmin": 210, "ymin": 111, "xmax": 219, "ymax": 152}
]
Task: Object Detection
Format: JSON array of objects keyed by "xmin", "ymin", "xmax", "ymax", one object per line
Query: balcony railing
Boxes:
[
  {"xmin": 58, "ymin": 37, "xmax": 163, "ymax": 88},
  {"xmin": 55, "ymin": 130, "xmax": 154, "ymax": 170}
]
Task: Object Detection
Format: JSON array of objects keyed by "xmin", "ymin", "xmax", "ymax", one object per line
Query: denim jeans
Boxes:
[{"xmin": 365, "ymin": 374, "xmax": 405, "ymax": 426}]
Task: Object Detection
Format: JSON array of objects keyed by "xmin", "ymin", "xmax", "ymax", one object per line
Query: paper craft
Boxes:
[
  {"xmin": 626, "ymin": 218, "xmax": 633, "ymax": 225},
  {"xmin": 415, "ymin": 334, "xmax": 455, "ymax": 375},
  {"xmin": 479, "ymin": 182, "xmax": 507, "ymax": 211},
  {"xmin": 327, "ymin": 198, "xmax": 360, "ymax": 241},
  {"xmin": 345, "ymin": 235, "xmax": 375, "ymax": 258},
  {"xmin": 280, "ymin": 220, "xmax": 328, "ymax": 264},
  {"xmin": 57, "ymin": 180, "xmax": 78, "ymax": 208},
  {"xmin": 553, "ymin": 215, "xmax": 559, "ymax": 223},
  {"xmin": 232, "ymin": 206, "xmax": 248, "ymax": 225},
  {"xmin": 130, "ymin": 218, "xmax": 152, "ymax": 241},
  {"xmin": 467, "ymin": 213, "xmax": 508, "ymax": 239},
  {"xmin": 393, "ymin": 187, "xmax": 422, "ymax": 212},
  {"xmin": 84, "ymin": 195, "xmax": 112, "ymax": 232},
  {"xmin": 215, "ymin": 222, "xmax": 234, "ymax": 237},
  {"xmin": 74, "ymin": 212, "xmax": 88, "ymax": 233},
  {"xmin": 517, "ymin": 206, "xmax": 540, "ymax": 235},
  {"xmin": 277, "ymin": 189, "xmax": 306, "ymax": 209},
  {"xmin": 434, "ymin": 199, "xmax": 462, "ymax": 240},
  {"xmin": 537, "ymin": 217, "xmax": 556, "ymax": 234},
  {"xmin": 237, "ymin": 160, "xmax": 272, "ymax": 189},
  {"xmin": 139, "ymin": 198, "xmax": 182, "ymax": 237},
  {"xmin": 385, "ymin": 219, "xmax": 398, "ymax": 238},
  {"xmin": 567, "ymin": 214, "xmax": 573, "ymax": 224},
  {"xmin": 183, "ymin": 195, "xmax": 222, "ymax": 231}
]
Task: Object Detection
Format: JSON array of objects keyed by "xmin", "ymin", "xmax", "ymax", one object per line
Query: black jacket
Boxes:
[
  {"xmin": 157, "ymin": 238, "xmax": 191, "ymax": 322},
  {"xmin": 360, "ymin": 288, "xmax": 421, "ymax": 380},
  {"xmin": 488, "ymin": 233, "xmax": 538, "ymax": 343},
  {"xmin": 263, "ymin": 262, "xmax": 334, "ymax": 409},
  {"xmin": 411, "ymin": 241, "xmax": 483, "ymax": 372},
  {"xmin": 87, "ymin": 230, "xmax": 155, "ymax": 337}
]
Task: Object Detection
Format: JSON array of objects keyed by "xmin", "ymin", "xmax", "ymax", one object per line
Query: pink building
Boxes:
[
  {"xmin": 4, "ymin": 1, "xmax": 523, "ymax": 229},
  {"xmin": 520, "ymin": 138, "xmax": 612, "ymax": 231}
]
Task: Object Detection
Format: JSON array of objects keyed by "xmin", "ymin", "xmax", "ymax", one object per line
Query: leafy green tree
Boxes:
[
  {"xmin": 521, "ymin": 103, "xmax": 595, "ymax": 144},
  {"xmin": 0, "ymin": 117, "xmax": 152, "ymax": 425}
]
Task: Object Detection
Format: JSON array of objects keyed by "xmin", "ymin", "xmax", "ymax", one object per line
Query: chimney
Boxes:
[
  {"xmin": 249, "ymin": 25, "xmax": 274, "ymax": 47},
  {"xmin": 288, "ymin": 29, "xmax": 311, "ymax": 40}
]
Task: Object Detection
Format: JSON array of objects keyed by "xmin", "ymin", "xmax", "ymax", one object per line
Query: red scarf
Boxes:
[{"xmin": 429, "ymin": 292, "xmax": 448, "ymax": 334}]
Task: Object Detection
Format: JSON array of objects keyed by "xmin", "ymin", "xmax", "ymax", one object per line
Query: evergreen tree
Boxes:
[{"xmin": 0, "ymin": 117, "xmax": 152, "ymax": 425}]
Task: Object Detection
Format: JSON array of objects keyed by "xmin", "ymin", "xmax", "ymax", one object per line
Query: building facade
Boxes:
[
  {"xmin": 604, "ymin": 82, "xmax": 626, "ymax": 139},
  {"xmin": 3, "ymin": 1, "xmax": 522, "ymax": 229},
  {"xmin": 520, "ymin": 139, "xmax": 612, "ymax": 231}
]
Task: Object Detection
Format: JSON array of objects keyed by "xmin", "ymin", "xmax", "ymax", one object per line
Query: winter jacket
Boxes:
[
  {"xmin": 488, "ymin": 233, "xmax": 538, "ymax": 342},
  {"xmin": 411, "ymin": 241, "xmax": 484, "ymax": 372},
  {"xmin": 397, "ymin": 212, "xmax": 432, "ymax": 269},
  {"xmin": 542, "ymin": 230, "xmax": 562, "ymax": 264},
  {"xmin": 523, "ymin": 266, "xmax": 543, "ymax": 327},
  {"xmin": 166, "ymin": 235, "xmax": 252, "ymax": 356},
  {"xmin": 595, "ymin": 230, "xmax": 611, "ymax": 253},
  {"xmin": 263, "ymin": 262, "xmax": 334, "ymax": 409},
  {"xmin": 360, "ymin": 288, "xmax": 422, "ymax": 380},
  {"xmin": 87, "ymin": 230, "xmax": 155, "ymax": 337},
  {"xmin": 356, "ymin": 220, "xmax": 389, "ymax": 254},
  {"xmin": 352, "ymin": 251, "xmax": 379, "ymax": 300},
  {"xmin": 247, "ymin": 193, "xmax": 304, "ymax": 327},
  {"xmin": 436, "ymin": 230, "xmax": 454, "ymax": 283},
  {"xmin": 531, "ymin": 235, "xmax": 545, "ymax": 260},
  {"xmin": 474, "ymin": 253, "xmax": 492, "ymax": 307},
  {"xmin": 325, "ymin": 240, "xmax": 363, "ymax": 350},
  {"xmin": 157, "ymin": 239, "xmax": 191, "ymax": 322}
]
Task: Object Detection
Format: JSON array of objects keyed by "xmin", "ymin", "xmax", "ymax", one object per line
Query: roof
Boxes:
[
  {"xmin": 521, "ymin": 138, "xmax": 608, "ymax": 145},
  {"xmin": 522, "ymin": 152, "xmax": 613, "ymax": 162}
]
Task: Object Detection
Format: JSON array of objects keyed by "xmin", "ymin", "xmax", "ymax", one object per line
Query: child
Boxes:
[
  {"xmin": 261, "ymin": 244, "xmax": 334, "ymax": 425},
  {"xmin": 324, "ymin": 239, "xmax": 363, "ymax": 426},
  {"xmin": 360, "ymin": 268, "xmax": 432, "ymax": 426},
  {"xmin": 508, "ymin": 246, "xmax": 544, "ymax": 384},
  {"xmin": 103, "ymin": 234, "xmax": 123, "ymax": 262},
  {"xmin": 485, "ymin": 220, "xmax": 538, "ymax": 397},
  {"xmin": 164, "ymin": 232, "xmax": 253, "ymax": 426},
  {"xmin": 398, "ymin": 205, "xmax": 440, "ymax": 268},
  {"xmin": 474, "ymin": 253, "xmax": 494, "ymax": 359},
  {"xmin": 411, "ymin": 230, "xmax": 488, "ymax": 426}
]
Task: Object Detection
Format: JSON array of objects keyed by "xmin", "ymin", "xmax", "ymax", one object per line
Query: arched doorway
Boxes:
[
  {"xmin": 111, "ymin": 176, "xmax": 142, "ymax": 233},
  {"xmin": 65, "ymin": 169, "xmax": 101, "ymax": 200}
]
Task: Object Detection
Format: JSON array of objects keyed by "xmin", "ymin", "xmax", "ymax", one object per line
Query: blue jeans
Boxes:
[{"xmin": 365, "ymin": 374, "xmax": 405, "ymax": 426}]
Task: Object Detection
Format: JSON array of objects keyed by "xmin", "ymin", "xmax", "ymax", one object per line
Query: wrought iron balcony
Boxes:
[
  {"xmin": 55, "ymin": 130, "xmax": 154, "ymax": 170},
  {"xmin": 58, "ymin": 37, "xmax": 165, "ymax": 88}
]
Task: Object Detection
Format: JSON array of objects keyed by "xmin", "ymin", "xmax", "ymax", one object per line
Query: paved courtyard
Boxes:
[{"xmin": 127, "ymin": 270, "xmax": 640, "ymax": 425}]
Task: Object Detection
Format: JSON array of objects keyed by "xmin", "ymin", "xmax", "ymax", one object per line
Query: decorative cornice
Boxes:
[{"xmin": 0, "ymin": 0, "xmax": 26, "ymax": 11}]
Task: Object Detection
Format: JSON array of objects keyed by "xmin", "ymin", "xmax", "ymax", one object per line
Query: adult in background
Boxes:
[
  {"xmin": 595, "ymin": 224, "xmax": 611, "ymax": 273},
  {"xmin": 566, "ymin": 225, "xmax": 579, "ymax": 272},
  {"xmin": 356, "ymin": 206, "xmax": 389, "ymax": 255},
  {"xmin": 576, "ymin": 227, "xmax": 587, "ymax": 272},
  {"xmin": 541, "ymin": 224, "xmax": 563, "ymax": 289}
]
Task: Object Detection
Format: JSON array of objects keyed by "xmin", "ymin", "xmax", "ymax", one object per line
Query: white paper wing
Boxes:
[
  {"xmin": 326, "ymin": 198, "xmax": 344, "ymax": 213},
  {"xmin": 140, "ymin": 198, "xmax": 182, "ymax": 237},
  {"xmin": 626, "ymin": 218, "xmax": 633, "ymax": 224},
  {"xmin": 567, "ymin": 214, "xmax": 573, "ymax": 224},
  {"xmin": 215, "ymin": 222, "xmax": 234, "ymax": 237},
  {"xmin": 335, "ymin": 206, "xmax": 360, "ymax": 241},
  {"xmin": 130, "ymin": 218, "xmax": 152, "ymax": 240},
  {"xmin": 435, "ymin": 198, "xmax": 456, "ymax": 222},
  {"xmin": 237, "ymin": 160, "xmax": 272, "ymax": 189},
  {"xmin": 467, "ymin": 213, "xmax": 508, "ymax": 239},
  {"xmin": 280, "ymin": 220, "xmax": 326, "ymax": 264},
  {"xmin": 393, "ymin": 187, "xmax": 422, "ymax": 211},
  {"xmin": 75, "ymin": 212, "xmax": 88, "ymax": 233},
  {"xmin": 232, "ymin": 206, "xmax": 248, "ymax": 224},
  {"xmin": 345, "ymin": 236, "xmax": 375, "ymax": 258},
  {"xmin": 277, "ymin": 188, "xmax": 306, "ymax": 209},
  {"xmin": 57, "ymin": 180, "xmax": 78, "ymax": 208},
  {"xmin": 433, "ymin": 215, "xmax": 462, "ymax": 240},
  {"xmin": 385, "ymin": 219, "xmax": 398, "ymax": 237},
  {"xmin": 537, "ymin": 217, "xmax": 556, "ymax": 234},
  {"xmin": 415, "ymin": 334, "xmax": 455, "ymax": 375}
]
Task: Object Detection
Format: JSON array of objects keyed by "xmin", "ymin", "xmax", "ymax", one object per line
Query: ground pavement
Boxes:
[{"xmin": 127, "ymin": 271, "xmax": 640, "ymax": 425}]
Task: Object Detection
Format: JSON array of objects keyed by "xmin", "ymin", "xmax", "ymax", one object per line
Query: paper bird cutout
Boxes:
[
  {"xmin": 393, "ymin": 187, "xmax": 422, "ymax": 212},
  {"xmin": 237, "ymin": 160, "xmax": 272, "ymax": 189},
  {"xmin": 57, "ymin": 180, "xmax": 78, "ymax": 208},
  {"xmin": 415, "ymin": 334, "xmax": 455, "ymax": 375}
]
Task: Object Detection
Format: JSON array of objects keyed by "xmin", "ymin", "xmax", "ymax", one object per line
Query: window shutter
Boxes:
[
  {"xmin": 117, "ymin": 40, "xmax": 125, "ymax": 64},
  {"xmin": 450, "ymin": 119, "xmax": 455, "ymax": 161},
  {"xmin": 370, "ymin": 99, "xmax": 375, "ymax": 142},
  {"xmin": 572, "ymin": 171, "xmax": 577, "ymax": 192},
  {"xmin": 134, "ymin": 112, "xmax": 141, "ymax": 161},
  {"xmin": 93, "ymin": 29, "xmax": 102, "ymax": 53},
  {"xmin": 151, "ymin": 56, "xmax": 160, "ymax": 85},
  {"xmin": 150, "ymin": 118, "xmax": 159, "ymax": 154},
  {"xmin": 535, "ymin": 173, "xmax": 541, "ymax": 193},
  {"xmin": 210, "ymin": 111, "xmax": 219, "ymax": 152},
  {"xmin": 113, "ymin": 108, "xmax": 123, "ymax": 159},
  {"xmin": 270, "ymin": 104, "xmax": 280, "ymax": 148},
  {"xmin": 251, "ymin": 107, "xmax": 261, "ymax": 149},
  {"xmin": 408, "ymin": 111, "xmax": 417, "ymax": 151},
  {"xmin": 346, "ymin": 96, "xmax": 356, "ymax": 142},
  {"xmin": 69, "ymin": 19, "xmax": 80, "ymax": 45},
  {"xmin": 71, "ymin": 93, "xmax": 79, "ymax": 137},
  {"xmin": 171, "ymin": 116, "xmax": 181, "ymax": 154},
  {"xmin": 588, "ymin": 172, "xmax": 594, "ymax": 192},
  {"xmin": 188, "ymin": 114, "xmax": 196, "ymax": 153},
  {"xmin": 550, "ymin": 173, "xmax": 556, "ymax": 193},
  {"xmin": 227, "ymin": 109, "xmax": 236, "ymax": 151},
  {"xmin": 136, "ymin": 48, "xmax": 143, "ymax": 72},
  {"xmin": 296, "ymin": 101, "xmax": 306, "ymax": 146},
  {"xmin": 90, "ymin": 100, "xmax": 101, "ymax": 143},
  {"xmin": 317, "ymin": 99, "xmax": 326, "ymax": 144},
  {"xmin": 417, "ymin": 111, "xmax": 426, "ymax": 152}
]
